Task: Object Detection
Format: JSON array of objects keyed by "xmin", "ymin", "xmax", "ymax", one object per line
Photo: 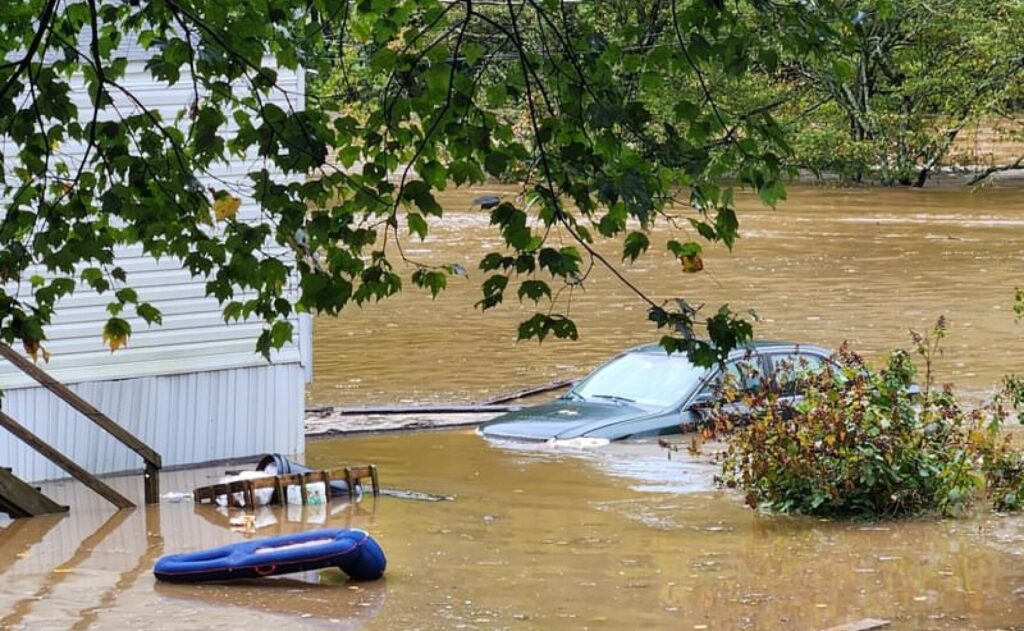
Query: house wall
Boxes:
[
  {"xmin": 0, "ymin": 363, "xmax": 304, "ymax": 481},
  {"xmin": 0, "ymin": 34, "xmax": 311, "ymax": 482}
]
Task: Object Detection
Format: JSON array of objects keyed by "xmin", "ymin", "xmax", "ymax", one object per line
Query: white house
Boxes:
[{"xmin": 0, "ymin": 34, "xmax": 312, "ymax": 481}]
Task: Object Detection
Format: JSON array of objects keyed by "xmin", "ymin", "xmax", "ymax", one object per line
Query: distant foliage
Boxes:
[
  {"xmin": 760, "ymin": 0, "xmax": 1024, "ymax": 186},
  {"xmin": 712, "ymin": 321, "xmax": 1024, "ymax": 518}
]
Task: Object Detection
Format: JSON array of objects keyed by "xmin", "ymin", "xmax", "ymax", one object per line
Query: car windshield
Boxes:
[{"xmin": 569, "ymin": 351, "xmax": 707, "ymax": 407}]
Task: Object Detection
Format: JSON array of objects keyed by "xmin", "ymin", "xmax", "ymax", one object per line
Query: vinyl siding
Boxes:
[
  {"xmin": 0, "ymin": 55, "xmax": 308, "ymax": 390},
  {"xmin": 0, "ymin": 37, "xmax": 310, "ymax": 481}
]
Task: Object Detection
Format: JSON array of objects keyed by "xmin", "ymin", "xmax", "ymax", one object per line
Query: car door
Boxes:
[
  {"xmin": 767, "ymin": 349, "xmax": 829, "ymax": 415},
  {"xmin": 685, "ymin": 353, "xmax": 765, "ymax": 427}
]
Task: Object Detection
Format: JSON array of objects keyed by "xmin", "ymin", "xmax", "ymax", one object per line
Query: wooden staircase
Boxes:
[
  {"xmin": 0, "ymin": 466, "xmax": 67, "ymax": 518},
  {"xmin": 0, "ymin": 344, "xmax": 162, "ymax": 517}
]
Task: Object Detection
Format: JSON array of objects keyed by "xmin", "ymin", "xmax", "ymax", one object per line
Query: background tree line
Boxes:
[{"xmin": 317, "ymin": 0, "xmax": 1024, "ymax": 188}]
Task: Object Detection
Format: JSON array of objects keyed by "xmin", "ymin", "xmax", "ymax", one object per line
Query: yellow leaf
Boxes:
[
  {"xmin": 213, "ymin": 194, "xmax": 241, "ymax": 221},
  {"xmin": 680, "ymin": 255, "xmax": 704, "ymax": 273},
  {"xmin": 102, "ymin": 330, "xmax": 129, "ymax": 353}
]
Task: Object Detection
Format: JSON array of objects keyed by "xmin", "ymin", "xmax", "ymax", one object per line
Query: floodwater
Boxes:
[
  {"xmin": 310, "ymin": 183, "xmax": 1024, "ymax": 407},
  {"xmin": 3, "ymin": 431, "xmax": 1024, "ymax": 629},
  {"xmin": 5, "ymin": 183, "xmax": 1024, "ymax": 629}
]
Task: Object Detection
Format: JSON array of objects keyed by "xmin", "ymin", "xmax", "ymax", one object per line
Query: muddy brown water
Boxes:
[
  {"xmin": 3, "ymin": 431, "xmax": 1024, "ymax": 629},
  {"xmin": 309, "ymin": 183, "xmax": 1024, "ymax": 407},
  {"xmin": 5, "ymin": 183, "xmax": 1024, "ymax": 629}
]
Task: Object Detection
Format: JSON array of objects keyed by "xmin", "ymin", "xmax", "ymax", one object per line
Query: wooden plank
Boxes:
[
  {"xmin": 192, "ymin": 464, "xmax": 380, "ymax": 506},
  {"xmin": 249, "ymin": 477, "xmax": 278, "ymax": 492},
  {"xmin": 144, "ymin": 462, "xmax": 160, "ymax": 506},
  {"xmin": 0, "ymin": 411, "xmax": 134, "ymax": 509},
  {"xmin": 210, "ymin": 483, "xmax": 230, "ymax": 505},
  {"xmin": 0, "ymin": 468, "xmax": 68, "ymax": 518},
  {"xmin": 820, "ymin": 619, "xmax": 891, "ymax": 631},
  {"xmin": 344, "ymin": 464, "xmax": 380, "ymax": 496},
  {"xmin": 0, "ymin": 345, "xmax": 163, "ymax": 469},
  {"xmin": 370, "ymin": 464, "xmax": 380, "ymax": 496},
  {"xmin": 476, "ymin": 378, "xmax": 578, "ymax": 405},
  {"xmin": 344, "ymin": 468, "xmax": 355, "ymax": 496},
  {"xmin": 273, "ymin": 476, "xmax": 284, "ymax": 505}
]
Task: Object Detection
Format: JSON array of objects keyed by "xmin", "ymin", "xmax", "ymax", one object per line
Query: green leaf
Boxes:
[
  {"xmin": 484, "ymin": 151, "xmax": 508, "ymax": 177},
  {"xmin": 476, "ymin": 274, "xmax": 508, "ymax": 310},
  {"xmin": 517, "ymin": 313, "xmax": 579, "ymax": 342},
  {"xmin": 115, "ymin": 287, "xmax": 138, "ymax": 304},
  {"xmin": 408, "ymin": 213, "xmax": 428, "ymax": 240},
  {"xmin": 759, "ymin": 180, "xmax": 786, "ymax": 207},
  {"xmin": 715, "ymin": 207, "xmax": 740, "ymax": 249},
  {"xmin": 623, "ymin": 231, "xmax": 650, "ymax": 262},
  {"xmin": 667, "ymin": 240, "xmax": 702, "ymax": 258},
  {"xmin": 412, "ymin": 268, "xmax": 448, "ymax": 299},
  {"xmin": 137, "ymin": 302, "xmax": 163, "ymax": 325},
  {"xmin": 480, "ymin": 252, "xmax": 512, "ymax": 271},
  {"xmin": 517, "ymin": 280, "xmax": 551, "ymax": 303}
]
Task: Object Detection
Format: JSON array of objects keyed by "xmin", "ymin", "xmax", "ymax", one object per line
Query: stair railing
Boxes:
[{"xmin": 0, "ymin": 344, "xmax": 162, "ymax": 508}]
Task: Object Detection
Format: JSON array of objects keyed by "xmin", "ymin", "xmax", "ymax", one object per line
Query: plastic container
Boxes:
[{"xmin": 285, "ymin": 481, "xmax": 327, "ymax": 505}]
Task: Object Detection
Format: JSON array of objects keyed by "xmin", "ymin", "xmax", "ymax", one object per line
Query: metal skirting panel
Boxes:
[{"xmin": 0, "ymin": 363, "xmax": 304, "ymax": 483}]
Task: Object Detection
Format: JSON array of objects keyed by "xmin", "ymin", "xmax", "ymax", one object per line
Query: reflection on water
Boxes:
[
  {"xmin": 310, "ymin": 184, "xmax": 1024, "ymax": 406},
  {"xmin": 3, "ymin": 431, "xmax": 1024, "ymax": 629},
  {"xmin": 0, "ymin": 465, "xmax": 385, "ymax": 630}
]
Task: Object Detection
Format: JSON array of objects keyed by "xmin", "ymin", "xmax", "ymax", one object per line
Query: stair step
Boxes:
[{"xmin": 0, "ymin": 469, "xmax": 68, "ymax": 518}]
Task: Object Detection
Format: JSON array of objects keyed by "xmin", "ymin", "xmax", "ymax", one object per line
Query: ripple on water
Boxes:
[{"xmin": 5, "ymin": 430, "xmax": 1024, "ymax": 630}]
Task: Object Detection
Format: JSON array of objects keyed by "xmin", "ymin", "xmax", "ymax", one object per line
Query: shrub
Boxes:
[{"xmin": 709, "ymin": 320, "xmax": 1024, "ymax": 518}]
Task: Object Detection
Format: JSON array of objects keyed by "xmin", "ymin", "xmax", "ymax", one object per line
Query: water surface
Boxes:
[
  {"xmin": 309, "ymin": 184, "xmax": 1024, "ymax": 407},
  {"xmin": 4, "ymin": 431, "xmax": 1024, "ymax": 629}
]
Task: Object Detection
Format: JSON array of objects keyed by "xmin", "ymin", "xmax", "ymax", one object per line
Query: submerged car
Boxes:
[{"xmin": 478, "ymin": 341, "xmax": 833, "ymax": 444}]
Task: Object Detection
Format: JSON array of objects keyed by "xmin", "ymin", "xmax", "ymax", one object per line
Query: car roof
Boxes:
[{"xmin": 629, "ymin": 340, "xmax": 832, "ymax": 358}]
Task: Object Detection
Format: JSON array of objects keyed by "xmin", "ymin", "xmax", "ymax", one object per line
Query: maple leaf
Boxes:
[
  {"xmin": 101, "ymin": 319, "xmax": 131, "ymax": 353},
  {"xmin": 680, "ymin": 255, "xmax": 704, "ymax": 273},
  {"xmin": 212, "ymin": 193, "xmax": 241, "ymax": 221},
  {"xmin": 22, "ymin": 340, "xmax": 50, "ymax": 363}
]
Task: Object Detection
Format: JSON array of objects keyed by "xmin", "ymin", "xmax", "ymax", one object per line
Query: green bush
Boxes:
[{"xmin": 711, "ymin": 322, "xmax": 1024, "ymax": 518}]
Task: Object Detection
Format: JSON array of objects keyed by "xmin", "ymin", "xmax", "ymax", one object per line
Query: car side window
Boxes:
[
  {"xmin": 700, "ymin": 356, "xmax": 763, "ymax": 396},
  {"xmin": 770, "ymin": 352, "xmax": 826, "ymax": 395}
]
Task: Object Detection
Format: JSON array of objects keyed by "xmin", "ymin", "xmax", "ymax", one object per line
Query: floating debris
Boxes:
[
  {"xmin": 380, "ymin": 488, "xmax": 454, "ymax": 502},
  {"xmin": 819, "ymin": 619, "xmax": 890, "ymax": 631}
]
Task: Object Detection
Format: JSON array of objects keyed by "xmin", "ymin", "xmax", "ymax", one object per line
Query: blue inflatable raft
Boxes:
[{"xmin": 154, "ymin": 528, "xmax": 386, "ymax": 583}]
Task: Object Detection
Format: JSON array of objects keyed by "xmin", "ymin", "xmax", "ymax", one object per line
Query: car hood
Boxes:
[{"xmin": 479, "ymin": 398, "xmax": 652, "ymax": 441}]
